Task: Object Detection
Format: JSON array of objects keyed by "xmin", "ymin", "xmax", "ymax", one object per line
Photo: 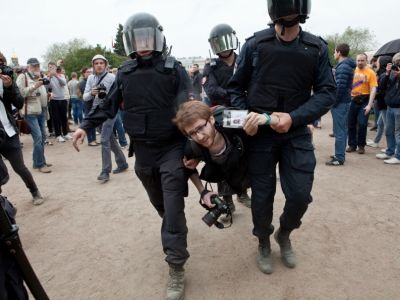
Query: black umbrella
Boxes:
[{"xmin": 374, "ymin": 39, "xmax": 400, "ymax": 57}]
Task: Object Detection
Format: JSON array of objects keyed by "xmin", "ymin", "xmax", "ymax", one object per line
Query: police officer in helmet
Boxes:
[
  {"xmin": 228, "ymin": 0, "xmax": 336, "ymax": 274},
  {"xmin": 204, "ymin": 24, "xmax": 238, "ymax": 108},
  {"xmin": 202, "ymin": 24, "xmax": 252, "ymax": 210},
  {"xmin": 73, "ymin": 12, "xmax": 192, "ymax": 300}
]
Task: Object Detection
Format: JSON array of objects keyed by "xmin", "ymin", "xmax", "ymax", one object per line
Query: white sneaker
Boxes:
[
  {"xmin": 381, "ymin": 148, "xmax": 387, "ymax": 153},
  {"xmin": 366, "ymin": 139, "xmax": 379, "ymax": 148},
  {"xmin": 57, "ymin": 136, "xmax": 66, "ymax": 143},
  {"xmin": 63, "ymin": 133, "xmax": 73, "ymax": 140},
  {"xmin": 376, "ymin": 153, "xmax": 392, "ymax": 159},
  {"xmin": 384, "ymin": 157, "xmax": 400, "ymax": 164}
]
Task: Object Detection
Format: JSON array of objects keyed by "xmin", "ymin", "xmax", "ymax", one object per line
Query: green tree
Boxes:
[
  {"xmin": 42, "ymin": 38, "xmax": 88, "ymax": 65},
  {"xmin": 324, "ymin": 27, "xmax": 377, "ymax": 65},
  {"xmin": 113, "ymin": 24, "xmax": 126, "ymax": 56}
]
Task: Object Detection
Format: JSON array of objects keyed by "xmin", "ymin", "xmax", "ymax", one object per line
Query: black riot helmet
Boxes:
[
  {"xmin": 267, "ymin": 0, "xmax": 311, "ymax": 25},
  {"xmin": 208, "ymin": 24, "xmax": 238, "ymax": 55},
  {"xmin": 122, "ymin": 12, "xmax": 166, "ymax": 57}
]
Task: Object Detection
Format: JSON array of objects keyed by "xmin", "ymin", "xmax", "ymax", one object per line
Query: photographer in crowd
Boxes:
[
  {"xmin": 47, "ymin": 62, "xmax": 71, "ymax": 143},
  {"xmin": 0, "ymin": 54, "xmax": 44, "ymax": 205},
  {"xmin": 83, "ymin": 54, "xmax": 128, "ymax": 182},
  {"xmin": 16, "ymin": 58, "xmax": 52, "ymax": 176}
]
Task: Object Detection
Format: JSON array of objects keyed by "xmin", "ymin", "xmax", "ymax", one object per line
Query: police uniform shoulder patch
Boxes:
[
  {"xmin": 119, "ymin": 59, "xmax": 138, "ymax": 73},
  {"xmin": 301, "ymin": 31, "xmax": 322, "ymax": 49},
  {"xmin": 254, "ymin": 28, "xmax": 275, "ymax": 44}
]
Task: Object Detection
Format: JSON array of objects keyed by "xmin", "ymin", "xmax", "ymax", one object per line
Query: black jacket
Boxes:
[
  {"xmin": 185, "ymin": 125, "xmax": 249, "ymax": 194},
  {"xmin": 0, "ymin": 82, "xmax": 24, "ymax": 132},
  {"xmin": 380, "ymin": 73, "xmax": 400, "ymax": 108},
  {"xmin": 228, "ymin": 27, "xmax": 336, "ymax": 128},
  {"xmin": 81, "ymin": 55, "xmax": 192, "ymax": 142}
]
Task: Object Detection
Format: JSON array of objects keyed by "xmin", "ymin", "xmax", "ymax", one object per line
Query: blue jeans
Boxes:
[
  {"xmin": 348, "ymin": 101, "xmax": 370, "ymax": 148},
  {"xmin": 83, "ymin": 100, "xmax": 96, "ymax": 143},
  {"xmin": 71, "ymin": 97, "xmax": 83, "ymax": 124},
  {"xmin": 113, "ymin": 111, "xmax": 128, "ymax": 147},
  {"xmin": 101, "ymin": 116, "xmax": 127, "ymax": 174},
  {"xmin": 331, "ymin": 102, "xmax": 350, "ymax": 161},
  {"xmin": 374, "ymin": 109, "xmax": 386, "ymax": 144},
  {"xmin": 25, "ymin": 113, "xmax": 47, "ymax": 169},
  {"xmin": 385, "ymin": 107, "xmax": 400, "ymax": 159}
]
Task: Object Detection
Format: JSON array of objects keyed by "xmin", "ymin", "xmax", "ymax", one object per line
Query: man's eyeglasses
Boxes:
[{"xmin": 187, "ymin": 120, "xmax": 209, "ymax": 139}]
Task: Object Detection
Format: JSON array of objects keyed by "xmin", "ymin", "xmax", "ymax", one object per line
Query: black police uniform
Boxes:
[
  {"xmin": 81, "ymin": 54, "xmax": 192, "ymax": 266},
  {"xmin": 203, "ymin": 54, "xmax": 237, "ymax": 107},
  {"xmin": 228, "ymin": 27, "xmax": 336, "ymax": 238}
]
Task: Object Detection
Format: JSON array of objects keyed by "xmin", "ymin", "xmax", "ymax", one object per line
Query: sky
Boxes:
[{"xmin": 2, "ymin": 0, "xmax": 400, "ymax": 65}]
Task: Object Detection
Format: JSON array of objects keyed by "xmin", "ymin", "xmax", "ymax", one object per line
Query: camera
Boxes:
[
  {"xmin": 96, "ymin": 83, "xmax": 107, "ymax": 99},
  {"xmin": 0, "ymin": 65, "xmax": 14, "ymax": 78},
  {"xmin": 39, "ymin": 78, "xmax": 50, "ymax": 85},
  {"xmin": 391, "ymin": 64, "xmax": 400, "ymax": 71},
  {"xmin": 202, "ymin": 195, "xmax": 231, "ymax": 227}
]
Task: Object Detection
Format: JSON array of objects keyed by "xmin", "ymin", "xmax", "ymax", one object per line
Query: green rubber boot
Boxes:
[
  {"xmin": 166, "ymin": 264, "xmax": 185, "ymax": 300},
  {"xmin": 274, "ymin": 228, "xmax": 296, "ymax": 268},
  {"xmin": 256, "ymin": 238, "xmax": 273, "ymax": 274}
]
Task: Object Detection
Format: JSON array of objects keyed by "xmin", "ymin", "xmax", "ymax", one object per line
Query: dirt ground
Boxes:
[{"xmin": 2, "ymin": 113, "xmax": 400, "ymax": 300}]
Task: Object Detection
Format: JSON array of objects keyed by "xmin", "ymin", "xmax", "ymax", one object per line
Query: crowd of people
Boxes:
[{"xmin": 1, "ymin": 0, "xmax": 399, "ymax": 299}]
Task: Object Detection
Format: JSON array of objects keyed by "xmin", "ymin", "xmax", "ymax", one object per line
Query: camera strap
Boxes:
[{"xmin": 96, "ymin": 72, "xmax": 108, "ymax": 86}]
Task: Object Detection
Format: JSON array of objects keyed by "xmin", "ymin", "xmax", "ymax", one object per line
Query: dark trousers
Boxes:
[
  {"xmin": 134, "ymin": 141, "xmax": 189, "ymax": 266},
  {"xmin": 247, "ymin": 128, "xmax": 315, "ymax": 238},
  {"xmin": 47, "ymin": 101, "xmax": 54, "ymax": 134},
  {"xmin": 348, "ymin": 100, "xmax": 370, "ymax": 148},
  {"xmin": 83, "ymin": 100, "xmax": 96, "ymax": 143},
  {"xmin": 0, "ymin": 135, "xmax": 38, "ymax": 194},
  {"xmin": 50, "ymin": 100, "xmax": 68, "ymax": 137}
]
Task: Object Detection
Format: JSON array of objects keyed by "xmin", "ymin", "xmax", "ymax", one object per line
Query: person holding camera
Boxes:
[
  {"xmin": 73, "ymin": 13, "xmax": 192, "ymax": 300},
  {"xmin": 82, "ymin": 54, "xmax": 128, "ymax": 182},
  {"xmin": 16, "ymin": 58, "xmax": 52, "ymax": 176},
  {"xmin": 0, "ymin": 55, "xmax": 45, "ymax": 205},
  {"xmin": 375, "ymin": 52, "xmax": 400, "ymax": 164},
  {"xmin": 47, "ymin": 62, "xmax": 71, "ymax": 143},
  {"xmin": 227, "ymin": 0, "xmax": 336, "ymax": 274}
]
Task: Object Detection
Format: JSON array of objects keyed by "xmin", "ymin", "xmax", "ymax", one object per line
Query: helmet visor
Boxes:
[
  {"xmin": 123, "ymin": 27, "xmax": 165, "ymax": 56},
  {"xmin": 209, "ymin": 33, "xmax": 238, "ymax": 55}
]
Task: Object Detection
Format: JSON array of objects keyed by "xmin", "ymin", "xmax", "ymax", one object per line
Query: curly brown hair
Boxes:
[{"xmin": 173, "ymin": 100, "xmax": 212, "ymax": 134}]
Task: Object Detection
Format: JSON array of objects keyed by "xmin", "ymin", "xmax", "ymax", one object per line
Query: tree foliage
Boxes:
[
  {"xmin": 324, "ymin": 27, "xmax": 376, "ymax": 64},
  {"xmin": 42, "ymin": 38, "xmax": 88, "ymax": 65},
  {"xmin": 113, "ymin": 24, "xmax": 126, "ymax": 56},
  {"xmin": 63, "ymin": 44, "xmax": 127, "ymax": 78}
]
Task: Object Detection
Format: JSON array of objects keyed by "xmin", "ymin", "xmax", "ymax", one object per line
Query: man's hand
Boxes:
[
  {"xmin": 183, "ymin": 157, "xmax": 199, "ymax": 169},
  {"xmin": 201, "ymin": 191, "xmax": 218, "ymax": 208},
  {"xmin": 34, "ymin": 80, "xmax": 44, "ymax": 89},
  {"xmin": 243, "ymin": 112, "xmax": 266, "ymax": 136},
  {"xmin": 91, "ymin": 88, "xmax": 99, "ymax": 96},
  {"xmin": 0, "ymin": 75, "xmax": 13, "ymax": 88},
  {"xmin": 364, "ymin": 104, "xmax": 372, "ymax": 115},
  {"xmin": 270, "ymin": 112, "xmax": 292, "ymax": 133},
  {"xmin": 72, "ymin": 128, "xmax": 87, "ymax": 152}
]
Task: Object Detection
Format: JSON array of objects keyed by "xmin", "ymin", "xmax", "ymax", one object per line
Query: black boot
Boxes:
[{"xmin": 274, "ymin": 228, "xmax": 296, "ymax": 268}]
